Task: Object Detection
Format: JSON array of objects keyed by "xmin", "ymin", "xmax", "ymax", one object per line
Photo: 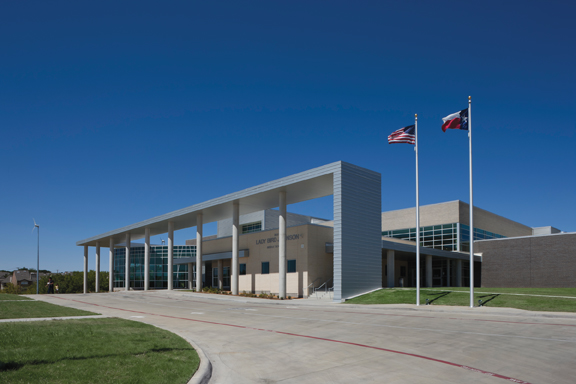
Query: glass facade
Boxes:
[
  {"xmin": 241, "ymin": 221, "xmax": 262, "ymax": 234},
  {"xmin": 113, "ymin": 245, "xmax": 196, "ymax": 289},
  {"xmin": 383, "ymin": 223, "xmax": 505, "ymax": 252}
]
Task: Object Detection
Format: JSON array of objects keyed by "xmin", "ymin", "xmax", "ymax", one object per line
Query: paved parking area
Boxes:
[{"xmin": 33, "ymin": 292, "xmax": 576, "ymax": 384}]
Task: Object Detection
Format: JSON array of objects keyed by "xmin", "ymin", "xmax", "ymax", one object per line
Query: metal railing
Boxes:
[
  {"xmin": 313, "ymin": 278, "xmax": 333, "ymax": 298},
  {"xmin": 306, "ymin": 277, "xmax": 322, "ymax": 297}
]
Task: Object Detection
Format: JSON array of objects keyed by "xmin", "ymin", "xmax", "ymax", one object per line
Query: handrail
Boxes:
[
  {"xmin": 314, "ymin": 277, "xmax": 333, "ymax": 295},
  {"xmin": 306, "ymin": 277, "xmax": 322, "ymax": 297}
]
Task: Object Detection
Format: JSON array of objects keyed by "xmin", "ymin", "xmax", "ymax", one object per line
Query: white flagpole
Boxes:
[
  {"xmin": 415, "ymin": 114, "xmax": 420, "ymax": 306},
  {"xmin": 468, "ymin": 96, "xmax": 474, "ymax": 308}
]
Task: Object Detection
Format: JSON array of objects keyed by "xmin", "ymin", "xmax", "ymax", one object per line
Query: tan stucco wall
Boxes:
[
  {"xmin": 382, "ymin": 201, "xmax": 460, "ymax": 230},
  {"xmin": 458, "ymin": 201, "xmax": 532, "ymax": 238},
  {"xmin": 198, "ymin": 224, "xmax": 333, "ymax": 297},
  {"xmin": 382, "ymin": 200, "xmax": 532, "ymax": 237}
]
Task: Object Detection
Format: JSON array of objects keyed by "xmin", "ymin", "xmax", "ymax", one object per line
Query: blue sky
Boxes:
[{"xmin": 1, "ymin": 1, "xmax": 574, "ymax": 272}]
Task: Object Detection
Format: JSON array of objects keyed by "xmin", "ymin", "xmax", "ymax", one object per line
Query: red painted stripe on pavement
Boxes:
[{"xmin": 50, "ymin": 296, "xmax": 532, "ymax": 384}]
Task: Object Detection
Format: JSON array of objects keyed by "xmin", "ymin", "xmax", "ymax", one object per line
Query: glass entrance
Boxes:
[
  {"xmin": 212, "ymin": 267, "xmax": 219, "ymax": 288},
  {"xmin": 223, "ymin": 267, "xmax": 230, "ymax": 289}
]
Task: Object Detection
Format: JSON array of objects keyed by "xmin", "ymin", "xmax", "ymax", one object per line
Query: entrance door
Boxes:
[
  {"xmin": 433, "ymin": 267, "xmax": 443, "ymax": 286},
  {"xmin": 223, "ymin": 267, "xmax": 230, "ymax": 289},
  {"xmin": 212, "ymin": 267, "xmax": 219, "ymax": 288}
]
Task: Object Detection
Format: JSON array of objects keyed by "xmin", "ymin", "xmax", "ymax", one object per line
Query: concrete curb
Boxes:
[
  {"xmin": 185, "ymin": 337, "xmax": 212, "ymax": 384},
  {"xmin": 161, "ymin": 291, "xmax": 576, "ymax": 319},
  {"xmin": 340, "ymin": 303, "xmax": 576, "ymax": 320},
  {"xmin": 148, "ymin": 322, "xmax": 212, "ymax": 384},
  {"xmin": 0, "ymin": 315, "xmax": 109, "ymax": 323}
]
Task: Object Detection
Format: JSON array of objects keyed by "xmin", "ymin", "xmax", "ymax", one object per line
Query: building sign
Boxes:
[{"xmin": 255, "ymin": 233, "xmax": 305, "ymax": 249}]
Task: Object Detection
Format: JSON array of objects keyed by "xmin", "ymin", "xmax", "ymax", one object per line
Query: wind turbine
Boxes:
[{"xmin": 32, "ymin": 219, "xmax": 40, "ymax": 294}]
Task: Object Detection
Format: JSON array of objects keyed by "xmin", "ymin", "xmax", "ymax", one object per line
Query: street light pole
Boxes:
[{"xmin": 33, "ymin": 219, "xmax": 40, "ymax": 294}]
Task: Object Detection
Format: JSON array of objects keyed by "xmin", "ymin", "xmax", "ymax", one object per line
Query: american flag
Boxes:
[{"xmin": 388, "ymin": 124, "xmax": 415, "ymax": 144}]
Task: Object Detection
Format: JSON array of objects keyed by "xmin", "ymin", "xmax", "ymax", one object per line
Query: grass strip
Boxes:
[
  {"xmin": 0, "ymin": 294, "xmax": 32, "ymax": 301},
  {"xmin": 346, "ymin": 288, "xmax": 576, "ymax": 312},
  {"xmin": 0, "ymin": 300, "xmax": 97, "ymax": 319},
  {"xmin": 0, "ymin": 318, "xmax": 199, "ymax": 384}
]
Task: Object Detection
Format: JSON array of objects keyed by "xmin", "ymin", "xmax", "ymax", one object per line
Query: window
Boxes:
[
  {"xmin": 262, "ymin": 262, "xmax": 270, "ymax": 274},
  {"xmin": 240, "ymin": 263, "xmax": 246, "ymax": 275},
  {"xmin": 242, "ymin": 221, "xmax": 262, "ymax": 234},
  {"xmin": 287, "ymin": 260, "xmax": 296, "ymax": 273}
]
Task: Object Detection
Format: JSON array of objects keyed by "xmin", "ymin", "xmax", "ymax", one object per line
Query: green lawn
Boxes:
[
  {"xmin": 0, "ymin": 318, "xmax": 200, "ymax": 384},
  {"xmin": 346, "ymin": 287, "xmax": 576, "ymax": 312},
  {"xmin": 0, "ymin": 300, "xmax": 97, "ymax": 319},
  {"xmin": 0, "ymin": 294, "xmax": 32, "ymax": 301}
]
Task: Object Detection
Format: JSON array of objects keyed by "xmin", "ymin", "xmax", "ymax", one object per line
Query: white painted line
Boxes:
[
  {"xmin": 190, "ymin": 312, "xmax": 204, "ymax": 315},
  {"xmin": 130, "ymin": 315, "xmax": 145, "ymax": 318}
]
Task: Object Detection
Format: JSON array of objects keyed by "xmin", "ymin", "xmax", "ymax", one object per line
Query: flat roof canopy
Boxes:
[{"xmin": 77, "ymin": 162, "xmax": 340, "ymax": 247}]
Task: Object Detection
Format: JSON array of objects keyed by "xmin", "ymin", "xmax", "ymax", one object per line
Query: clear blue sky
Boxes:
[{"xmin": 1, "ymin": 1, "xmax": 574, "ymax": 272}]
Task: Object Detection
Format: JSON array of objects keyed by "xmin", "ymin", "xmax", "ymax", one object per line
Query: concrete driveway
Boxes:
[{"xmin": 33, "ymin": 291, "xmax": 576, "ymax": 384}]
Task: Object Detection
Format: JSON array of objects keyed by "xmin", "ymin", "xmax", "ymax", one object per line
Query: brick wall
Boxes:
[{"xmin": 476, "ymin": 233, "xmax": 576, "ymax": 287}]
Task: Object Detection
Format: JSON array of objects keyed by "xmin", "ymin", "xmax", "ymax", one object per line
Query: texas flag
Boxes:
[{"xmin": 442, "ymin": 109, "xmax": 469, "ymax": 132}]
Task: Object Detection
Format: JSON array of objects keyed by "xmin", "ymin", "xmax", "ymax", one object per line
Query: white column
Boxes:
[
  {"xmin": 95, "ymin": 242, "xmax": 100, "ymax": 293},
  {"xmin": 125, "ymin": 233, "xmax": 131, "ymax": 291},
  {"xmin": 279, "ymin": 190, "xmax": 287, "ymax": 299},
  {"xmin": 446, "ymin": 260, "xmax": 451, "ymax": 287},
  {"xmin": 456, "ymin": 223, "xmax": 461, "ymax": 252},
  {"xmin": 168, "ymin": 221, "xmax": 174, "ymax": 290},
  {"xmin": 188, "ymin": 262, "xmax": 193, "ymax": 289},
  {"xmin": 109, "ymin": 238, "xmax": 114, "ymax": 292},
  {"xmin": 196, "ymin": 213, "xmax": 203, "ymax": 292},
  {"xmin": 232, "ymin": 201, "xmax": 239, "ymax": 295},
  {"xmin": 218, "ymin": 259, "xmax": 223, "ymax": 290},
  {"xmin": 456, "ymin": 259, "xmax": 463, "ymax": 287},
  {"xmin": 387, "ymin": 250, "xmax": 395, "ymax": 288},
  {"xmin": 83, "ymin": 245, "xmax": 88, "ymax": 294},
  {"xmin": 426, "ymin": 255, "xmax": 432, "ymax": 288},
  {"xmin": 144, "ymin": 227, "xmax": 150, "ymax": 291}
]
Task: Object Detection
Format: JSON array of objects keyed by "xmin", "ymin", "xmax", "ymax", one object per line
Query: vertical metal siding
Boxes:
[{"xmin": 333, "ymin": 163, "xmax": 382, "ymax": 301}]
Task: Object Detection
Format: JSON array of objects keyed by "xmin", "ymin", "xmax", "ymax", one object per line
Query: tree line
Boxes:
[{"xmin": 1, "ymin": 271, "xmax": 110, "ymax": 294}]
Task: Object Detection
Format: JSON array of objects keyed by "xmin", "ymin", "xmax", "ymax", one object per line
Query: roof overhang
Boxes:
[
  {"xmin": 77, "ymin": 162, "xmax": 340, "ymax": 247},
  {"xmin": 382, "ymin": 239, "xmax": 482, "ymax": 262}
]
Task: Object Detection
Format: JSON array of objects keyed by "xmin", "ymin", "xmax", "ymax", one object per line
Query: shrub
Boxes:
[{"xmin": 2, "ymin": 283, "xmax": 22, "ymax": 294}]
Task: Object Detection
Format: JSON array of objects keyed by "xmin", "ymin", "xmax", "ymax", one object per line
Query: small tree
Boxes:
[{"xmin": 2, "ymin": 283, "xmax": 22, "ymax": 294}]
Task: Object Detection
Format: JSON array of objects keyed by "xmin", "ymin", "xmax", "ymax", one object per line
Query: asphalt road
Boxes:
[{"xmin": 34, "ymin": 291, "xmax": 576, "ymax": 384}]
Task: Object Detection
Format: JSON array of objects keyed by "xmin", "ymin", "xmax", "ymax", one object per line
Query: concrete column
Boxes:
[
  {"xmin": 426, "ymin": 255, "xmax": 432, "ymax": 287},
  {"xmin": 168, "ymin": 221, "xmax": 174, "ymax": 290},
  {"xmin": 83, "ymin": 245, "xmax": 88, "ymax": 294},
  {"xmin": 446, "ymin": 260, "xmax": 451, "ymax": 287},
  {"xmin": 144, "ymin": 227, "xmax": 150, "ymax": 291},
  {"xmin": 95, "ymin": 242, "xmax": 100, "ymax": 293},
  {"xmin": 456, "ymin": 259, "xmax": 462, "ymax": 287},
  {"xmin": 279, "ymin": 190, "xmax": 287, "ymax": 299},
  {"xmin": 125, "ymin": 233, "xmax": 131, "ymax": 291},
  {"xmin": 232, "ymin": 201, "xmax": 239, "ymax": 295},
  {"xmin": 109, "ymin": 238, "xmax": 114, "ymax": 292},
  {"xmin": 218, "ymin": 259, "xmax": 223, "ymax": 290},
  {"xmin": 188, "ymin": 262, "xmax": 193, "ymax": 289},
  {"xmin": 456, "ymin": 223, "xmax": 461, "ymax": 252},
  {"xmin": 196, "ymin": 213, "xmax": 203, "ymax": 292},
  {"xmin": 386, "ymin": 249, "xmax": 395, "ymax": 288}
]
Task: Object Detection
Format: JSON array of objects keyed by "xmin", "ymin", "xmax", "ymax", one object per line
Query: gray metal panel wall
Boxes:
[{"xmin": 333, "ymin": 163, "xmax": 382, "ymax": 301}]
